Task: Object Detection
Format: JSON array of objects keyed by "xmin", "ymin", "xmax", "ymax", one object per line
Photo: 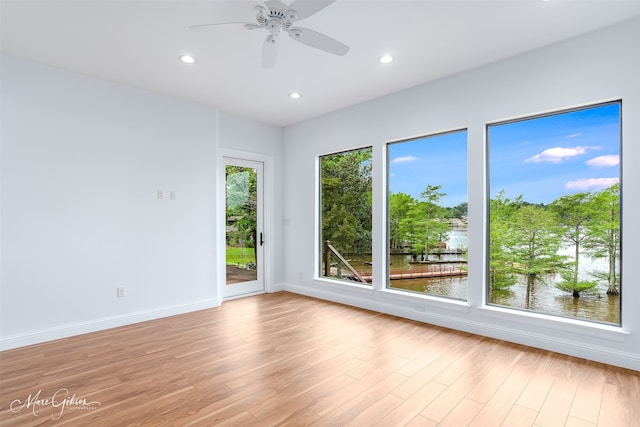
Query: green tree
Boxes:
[
  {"xmin": 448, "ymin": 202, "xmax": 468, "ymax": 220},
  {"xmin": 389, "ymin": 192, "xmax": 416, "ymax": 249},
  {"xmin": 510, "ymin": 205, "xmax": 566, "ymax": 309},
  {"xmin": 550, "ymin": 192, "xmax": 598, "ymax": 298},
  {"xmin": 555, "ymin": 270, "xmax": 598, "ymax": 298},
  {"xmin": 488, "ymin": 191, "xmax": 521, "ymax": 294},
  {"xmin": 320, "ymin": 148, "xmax": 372, "ymax": 255},
  {"xmin": 419, "ymin": 184, "xmax": 450, "ymax": 255},
  {"xmin": 585, "ymin": 183, "xmax": 620, "ymax": 295},
  {"xmin": 399, "ymin": 202, "xmax": 426, "ymax": 258},
  {"xmin": 323, "ymin": 204, "xmax": 358, "ymax": 249}
]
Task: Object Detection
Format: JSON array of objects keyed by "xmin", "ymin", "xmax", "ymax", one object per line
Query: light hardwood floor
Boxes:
[{"xmin": 1, "ymin": 292, "xmax": 638, "ymax": 426}]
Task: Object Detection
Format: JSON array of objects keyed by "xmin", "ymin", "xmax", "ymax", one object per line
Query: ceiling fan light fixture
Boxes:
[
  {"xmin": 379, "ymin": 54, "xmax": 394, "ymax": 64},
  {"xmin": 179, "ymin": 55, "xmax": 196, "ymax": 64},
  {"xmin": 189, "ymin": 0, "xmax": 349, "ymax": 68}
]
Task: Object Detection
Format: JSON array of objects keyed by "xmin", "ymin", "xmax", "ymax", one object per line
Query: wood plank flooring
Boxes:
[{"xmin": 1, "ymin": 292, "xmax": 638, "ymax": 426}]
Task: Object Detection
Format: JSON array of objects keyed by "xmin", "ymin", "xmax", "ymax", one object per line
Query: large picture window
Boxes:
[
  {"xmin": 387, "ymin": 130, "xmax": 468, "ymax": 299},
  {"xmin": 319, "ymin": 147, "xmax": 373, "ymax": 284},
  {"xmin": 488, "ymin": 102, "xmax": 621, "ymax": 324}
]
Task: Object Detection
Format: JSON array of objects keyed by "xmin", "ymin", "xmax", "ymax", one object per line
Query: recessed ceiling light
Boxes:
[
  {"xmin": 179, "ymin": 55, "xmax": 196, "ymax": 64},
  {"xmin": 289, "ymin": 92, "xmax": 301, "ymax": 99},
  {"xmin": 379, "ymin": 54, "xmax": 394, "ymax": 64}
]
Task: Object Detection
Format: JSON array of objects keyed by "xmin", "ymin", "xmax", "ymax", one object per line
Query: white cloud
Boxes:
[
  {"xmin": 586, "ymin": 154, "xmax": 619, "ymax": 168},
  {"xmin": 392, "ymin": 156, "xmax": 417, "ymax": 163},
  {"xmin": 525, "ymin": 146, "xmax": 599, "ymax": 163},
  {"xmin": 565, "ymin": 177, "xmax": 619, "ymax": 190},
  {"xmin": 566, "ymin": 133, "xmax": 583, "ymax": 138}
]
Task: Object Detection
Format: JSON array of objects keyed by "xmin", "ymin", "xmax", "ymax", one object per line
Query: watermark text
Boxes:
[{"xmin": 10, "ymin": 388, "xmax": 101, "ymax": 419}]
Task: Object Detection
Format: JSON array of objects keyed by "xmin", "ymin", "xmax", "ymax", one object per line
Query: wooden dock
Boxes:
[
  {"xmin": 409, "ymin": 260, "xmax": 468, "ymax": 265},
  {"xmin": 358, "ymin": 268, "xmax": 467, "ymax": 282}
]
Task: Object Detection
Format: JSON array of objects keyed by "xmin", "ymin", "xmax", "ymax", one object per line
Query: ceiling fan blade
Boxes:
[
  {"xmin": 288, "ymin": 27, "xmax": 349, "ymax": 56},
  {"xmin": 189, "ymin": 22, "xmax": 257, "ymax": 32},
  {"xmin": 288, "ymin": 0, "xmax": 336, "ymax": 20},
  {"xmin": 262, "ymin": 35, "xmax": 279, "ymax": 68}
]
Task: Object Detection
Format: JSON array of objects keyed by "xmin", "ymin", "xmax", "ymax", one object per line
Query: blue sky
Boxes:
[
  {"xmin": 388, "ymin": 103, "xmax": 620, "ymax": 207},
  {"xmin": 489, "ymin": 103, "xmax": 620, "ymax": 204},
  {"xmin": 388, "ymin": 130, "xmax": 468, "ymax": 207}
]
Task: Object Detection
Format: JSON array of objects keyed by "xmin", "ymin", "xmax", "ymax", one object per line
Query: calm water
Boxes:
[
  {"xmin": 385, "ymin": 228, "xmax": 620, "ymax": 325},
  {"xmin": 490, "ymin": 249, "xmax": 620, "ymax": 324}
]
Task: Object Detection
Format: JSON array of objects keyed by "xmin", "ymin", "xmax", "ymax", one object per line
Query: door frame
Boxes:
[{"xmin": 217, "ymin": 149, "xmax": 274, "ymax": 300}]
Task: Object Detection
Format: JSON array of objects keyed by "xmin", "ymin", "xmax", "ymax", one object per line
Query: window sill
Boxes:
[
  {"xmin": 477, "ymin": 305, "xmax": 629, "ymax": 343},
  {"xmin": 312, "ymin": 277, "xmax": 375, "ymax": 294},
  {"xmin": 377, "ymin": 288, "xmax": 471, "ymax": 313}
]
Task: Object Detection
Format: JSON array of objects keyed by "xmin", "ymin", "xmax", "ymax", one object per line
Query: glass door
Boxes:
[{"xmin": 224, "ymin": 158, "xmax": 264, "ymax": 298}]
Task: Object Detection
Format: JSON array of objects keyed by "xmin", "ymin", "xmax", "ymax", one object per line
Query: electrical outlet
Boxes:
[
  {"xmin": 170, "ymin": 191, "xmax": 176, "ymax": 200},
  {"xmin": 157, "ymin": 190, "xmax": 163, "ymax": 200},
  {"xmin": 117, "ymin": 287, "xmax": 125, "ymax": 298}
]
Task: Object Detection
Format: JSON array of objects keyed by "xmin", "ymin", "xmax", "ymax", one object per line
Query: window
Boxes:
[
  {"xmin": 487, "ymin": 102, "xmax": 621, "ymax": 324},
  {"xmin": 319, "ymin": 147, "xmax": 373, "ymax": 284},
  {"xmin": 387, "ymin": 130, "xmax": 468, "ymax": 299}
]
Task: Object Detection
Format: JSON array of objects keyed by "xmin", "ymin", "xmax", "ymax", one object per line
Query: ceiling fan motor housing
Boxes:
[{"xmin": 256, "ymin": 4, "xmax": 298, "ymax": 34}]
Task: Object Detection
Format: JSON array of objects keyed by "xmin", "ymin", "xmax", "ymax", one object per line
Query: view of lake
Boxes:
[
  {"xmin": 323, "ymin": 107, "xmax": 621, "ymax": 326},
  {"xmin": 386, "ymin": 228, "xmax": 619, "ymax": 325}
]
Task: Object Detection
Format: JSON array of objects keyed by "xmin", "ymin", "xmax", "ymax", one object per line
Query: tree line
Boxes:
[
  {"xmin": 321, "ymin": 148, "xmax": 373, "ymax": 256},
  {"xmin": 321, "ymin": 148, "xmax": 468, "ymax": 258},
  {"xmin": 490, "ymin": 184, "xmax": 620, "ymax": 306},
  {"xmin": 320, "ymin": 149, "xmax": 621, "ymax": 303},
  {"xmin": 389, "ymin": 188, "xmax": 467, "ymax": 257}
]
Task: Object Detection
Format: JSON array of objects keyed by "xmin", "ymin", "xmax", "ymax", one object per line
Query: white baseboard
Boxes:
[
  {"xmin": 0, "ymin": 298, "xmax": 222, "ymax": 351},
  {"xmin": 268, "ymin": 281, "xmax": 286, "ymax": 293},
  {"xmin": 282, "ymin": 282, "xmax": 640, "ymax": 371}
]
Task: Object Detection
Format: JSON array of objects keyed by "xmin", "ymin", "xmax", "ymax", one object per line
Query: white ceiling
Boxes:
[{"xmin": 2, "ymin": 0, "xmax": 639, "ymax": 127}]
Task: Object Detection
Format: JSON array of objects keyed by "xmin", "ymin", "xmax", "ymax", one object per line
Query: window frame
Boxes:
[
  {"xmin": 317, "ymin": 145, "xmax": 374, "ymax": 286},
  {"xmin": 485, "ymin": 100, "xmax": 623, "ymax": 326},
  {"xmin": 385, "ymin": 129, "xmax": 469, "ymax": 300}
]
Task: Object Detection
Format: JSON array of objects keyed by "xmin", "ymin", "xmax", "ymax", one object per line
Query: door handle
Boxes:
[{"xmin": 260, "ymin": 232, "xmax": 264, "ymax": 246}]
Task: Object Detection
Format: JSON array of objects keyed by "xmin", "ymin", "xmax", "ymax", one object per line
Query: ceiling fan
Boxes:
[{"xmin": 189, "ymin": 0, "xmax": 349, "ymax": 68}]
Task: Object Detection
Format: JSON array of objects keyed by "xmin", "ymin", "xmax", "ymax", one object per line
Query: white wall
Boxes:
[
  {"xmin": 282, "ymin": 19, "xmax": 640, "ymax": 370},
  {"xmin": 0, "ymin": 55, "xmax": 284, "ymax": 349}
]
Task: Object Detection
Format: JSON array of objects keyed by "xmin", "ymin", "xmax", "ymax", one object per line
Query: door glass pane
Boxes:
[{"xmin": 226, "ymin": 165, "xmax": 258, "ymax": 284}]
